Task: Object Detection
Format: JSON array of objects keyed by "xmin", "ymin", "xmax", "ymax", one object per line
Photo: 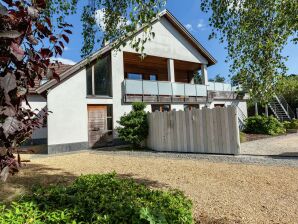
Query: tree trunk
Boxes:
[
  {"xmin": 255, "ymin": 103, "xmax": 259, "ymax": 115},
  {"xmin": 265, "ymin": 105, "xmax": 269, "ymax": 117}
]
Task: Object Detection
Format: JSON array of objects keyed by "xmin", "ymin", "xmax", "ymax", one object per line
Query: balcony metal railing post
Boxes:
[
  {"xmin": 184, "ymin": 83, "xmax": 186, "ymax": 102},
  {"xmin": 157, "ymin": 81, "xmax": 160, "ymax": 102},
  {"xmin": 142, "ymin": 79, "xmax": 144, "ymax": 102},
  {"xmin": 195, "ymin": 84, "xmax": 198, "ymax": 103},
  {"xmin": 124, "ymin": 80, "xmax": 127, "ymax": 102},
  {"xmin": 171, "ymin": 82, "xmax": 174, "ymax": 103}
]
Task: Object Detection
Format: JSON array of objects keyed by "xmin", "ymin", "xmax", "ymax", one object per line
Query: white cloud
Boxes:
[
  {"xmin": 95, "ymin": 8, "xmax": 131, "ymax": 32},
  {"xmin": 197, "ymin": 19, "xmax": 205, "ymax": 30},
  {"xmin": 51, "ymin": 57, "xmax": 76, "ymax": 65},
  {"xmin": 64, "ymin": 46, "xmax": 70, "ymax": 51},
  {"xmin": 95, "ymin": 9, "xmax": 106, "ymax": 30},
  {"xmin": 185, "ymin": 24, "xmax": 193, "ymax": 31}
]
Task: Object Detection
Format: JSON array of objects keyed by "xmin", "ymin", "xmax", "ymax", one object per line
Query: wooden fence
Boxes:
[{"xmin": 147, "ymin": 106, "xmax": 240, "ymax": 155}]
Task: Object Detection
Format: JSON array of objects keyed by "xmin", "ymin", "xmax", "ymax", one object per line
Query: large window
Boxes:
[{"xmin": 87, "ymin": 54, "xmax": 112, "ymax": 97}]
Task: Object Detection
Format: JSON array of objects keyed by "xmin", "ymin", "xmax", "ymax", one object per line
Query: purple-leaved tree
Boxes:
[{"xmin": 0, "ymin": 0, "xmax": 72, "ymax": 181}]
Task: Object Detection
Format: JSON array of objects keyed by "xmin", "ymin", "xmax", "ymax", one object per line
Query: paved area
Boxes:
[{"xmin": 241, "ymin": 133, "xmax": 298, "ymax": 156}]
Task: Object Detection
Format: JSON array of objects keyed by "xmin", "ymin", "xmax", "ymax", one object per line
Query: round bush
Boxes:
[
  {"xmin": 244, "ymin": 115, "xmax": 285, "ymax": 135},
  {"xmin": 0, "ymin": 173, "xmax": 194, "ymax": 224}
]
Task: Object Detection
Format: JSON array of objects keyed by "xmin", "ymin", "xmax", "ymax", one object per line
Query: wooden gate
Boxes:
[{"xmin": 87, "ymin": 105, "xmax": 111, "ymax": 148}]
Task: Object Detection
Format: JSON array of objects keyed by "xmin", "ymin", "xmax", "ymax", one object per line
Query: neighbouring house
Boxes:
[{"xmin": 27, "ymin": 10, "xmax": 248, "ymax": 154}]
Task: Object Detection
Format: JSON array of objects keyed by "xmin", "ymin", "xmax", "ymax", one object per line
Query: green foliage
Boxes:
[
  {"xmin": 0, "ymin": 173, "xmax": 194, "ymax": 224},
  {"xmin": 80, "ymin": 0, "xmax": 166, "ymax": 57},
  {"xmin": 41, "ymin": 0, "xmax": 166, "ymax": 58},
  {"xmin": 201, "ymin": 0, "xmax": 298, "ymax": 104},
  {"xmin": 244, "ymin": 115, "xmax": 286, "ymax": 135},
  {"xmin": 209, "ymin": 74, "xmax": 225, "ymax": 83},
  {"xmin": 117, "ymin": 102, "xmax": 149, "ymax": 147},
  {"xmin": 283, "ymin": 119, "xmax": 298, "ymax": 130},
  {"xmin": 132, "ymin": 101, "xmax": 147, "ymax": 111},
  {"xmin": 277, "ymin": 75, "xmax": 298, "ymax": 110}
]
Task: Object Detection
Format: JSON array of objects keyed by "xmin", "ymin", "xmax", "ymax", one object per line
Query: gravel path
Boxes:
[
  {"xmin": 4, "ymin": 151, "xmax": 297, "ymax": 224},
  {"xmin": 31, "ymin": 149, "xmax": 298, "ymax": 167},
  {"xmin": 241, "ymin": 133, "xmax": 298, "ymax": 156}
]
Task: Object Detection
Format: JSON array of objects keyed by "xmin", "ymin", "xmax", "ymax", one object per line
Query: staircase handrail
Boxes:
[{"xmin": 277, "ymin": 95, "xmax": 296, "ymax": 119}]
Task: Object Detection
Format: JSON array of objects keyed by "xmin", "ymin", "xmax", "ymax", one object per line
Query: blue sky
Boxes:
[{"xmin": 57, "ymin": 0, "xmax": 298, "ymax": 81}]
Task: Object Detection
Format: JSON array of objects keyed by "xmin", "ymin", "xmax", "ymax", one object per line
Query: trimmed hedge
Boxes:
[
  {"xmin": 244, "ymin": 115, "xmax": 285, "ymax": 135},
  {"xmin": 0, "ymin": 173, "xmax": 194, "ymax": 224}
]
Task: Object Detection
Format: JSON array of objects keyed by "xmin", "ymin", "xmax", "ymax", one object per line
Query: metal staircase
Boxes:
[
  {"xmin": 268, "ymin": 95, "xmax": 295, "ymax": 121},
  {"xmin": 231, "ymin": 101, "xmax": 247, "ymax": 130}
]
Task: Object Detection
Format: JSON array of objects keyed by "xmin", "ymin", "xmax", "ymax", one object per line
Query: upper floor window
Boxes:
[
  {"xmin": 127, "ymin": 73, "xmax": 143, "ymax": 80},
  {"xmin": 87, "ymin": 54, "xmax": 112, "ymax": 97},
  {"xmin": 149, "ymin": 74, "xmax": 157, "ymax": 81}
]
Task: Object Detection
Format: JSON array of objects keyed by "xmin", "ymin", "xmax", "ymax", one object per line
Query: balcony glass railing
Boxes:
[{"xmin": 124, "ymin": 79, "xmax": 239, "ymax": 97}]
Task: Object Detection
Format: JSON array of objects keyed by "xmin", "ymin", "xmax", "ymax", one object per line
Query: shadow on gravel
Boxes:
[
  {"xmin": 118, "ymin": 173, "xmax": 168, "ymax": 188},
  {"xmin": 267, "ymin": 153, "xmax": 298, "ymax": 159},
  {"xmin": 0, "ymin": 163, "xmax": 76, "ymax": 202}
]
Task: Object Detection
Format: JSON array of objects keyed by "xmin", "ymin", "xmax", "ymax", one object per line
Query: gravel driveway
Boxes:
[
  {"xmin": 241, "ymin": 133, "xmax": 298, "ymax": 156},
  {"xmin": 3, "ymin": 151, "xmax": 298, "ymax": 224}
]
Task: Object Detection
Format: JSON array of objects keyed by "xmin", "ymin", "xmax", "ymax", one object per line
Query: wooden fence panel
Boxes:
[{"xmin": 147, "ymin": 106, "xmax": 240, "ymax": 155}]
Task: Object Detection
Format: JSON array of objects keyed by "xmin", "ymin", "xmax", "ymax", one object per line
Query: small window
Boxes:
[
  {"xmin": 214, "ymin": 104, "xmax": 225, "ymax": 108},
  {"xmin": 151, "ymin": 104, "xmax": 171, "ymax": 112},
  {"xmin": 149, "ymin": 74, "xmax": 157, "ymax": 81},
  {"xmin": 184, "ymin": 104, "xmax": 200, "ymax": 111},
  {"xmin": 128, "ymin": 73, "xmax": 143, "ymax": 80}
]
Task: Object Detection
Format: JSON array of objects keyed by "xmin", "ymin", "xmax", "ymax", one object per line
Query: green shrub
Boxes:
[
  {"xmin": 0, "ymin": 173, "xmax": 194, "ymax": 224},
  {"xmin": 116, "ymin": 102, "xmax": 148, "ymax": 147},
  {"xmin": 244, "ymin": 115, "xmax": 285, "ymax": 135},
  {"xmin": 283, "ymin": 119, "xmax": 298, "ymax": 129}
]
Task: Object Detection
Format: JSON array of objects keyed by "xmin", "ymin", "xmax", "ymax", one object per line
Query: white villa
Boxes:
[{"xmin": 26, "ymin": 10, "xmax": 248, "ymax": 154}]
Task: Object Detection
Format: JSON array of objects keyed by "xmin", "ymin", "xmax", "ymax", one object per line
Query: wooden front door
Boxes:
[{"xmin": 88, "ymin": 105, "xmax": 110, "ymax": 148}]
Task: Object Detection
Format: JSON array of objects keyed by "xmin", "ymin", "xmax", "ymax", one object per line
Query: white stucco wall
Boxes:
[
  {"xmin": 209, "ymin": 101, "xmax": 248, "ymax": 117},
  {"xmin": 123, "ymin": 17, "xmax": 208, "ymax": 64},
  {"xmin": 23, "ymin": 95, "xmax": 47, "ymax": 140},
  {"xmin": 47, "ymin": 69, "xmax": 89, "ymax": 145}
]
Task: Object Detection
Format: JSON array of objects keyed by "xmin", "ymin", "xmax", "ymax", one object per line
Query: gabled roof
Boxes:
[{"xmin": 36, "ymin": 10, "xmax": 216, "ymax": 94}]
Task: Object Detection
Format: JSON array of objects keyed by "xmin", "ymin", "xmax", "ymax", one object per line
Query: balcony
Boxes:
[{"xmin": 123, "ymin": 79, "xmax": 242, "ymax": 103}]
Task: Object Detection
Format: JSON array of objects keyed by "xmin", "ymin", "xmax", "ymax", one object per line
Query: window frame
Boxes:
[
  {"xmin": 86, "ymin": 53, "xmax": 112, "ymax": 97},
  {"xmin": 151, "ymin": 104, "xmax": 171, "ymax": 112}
]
